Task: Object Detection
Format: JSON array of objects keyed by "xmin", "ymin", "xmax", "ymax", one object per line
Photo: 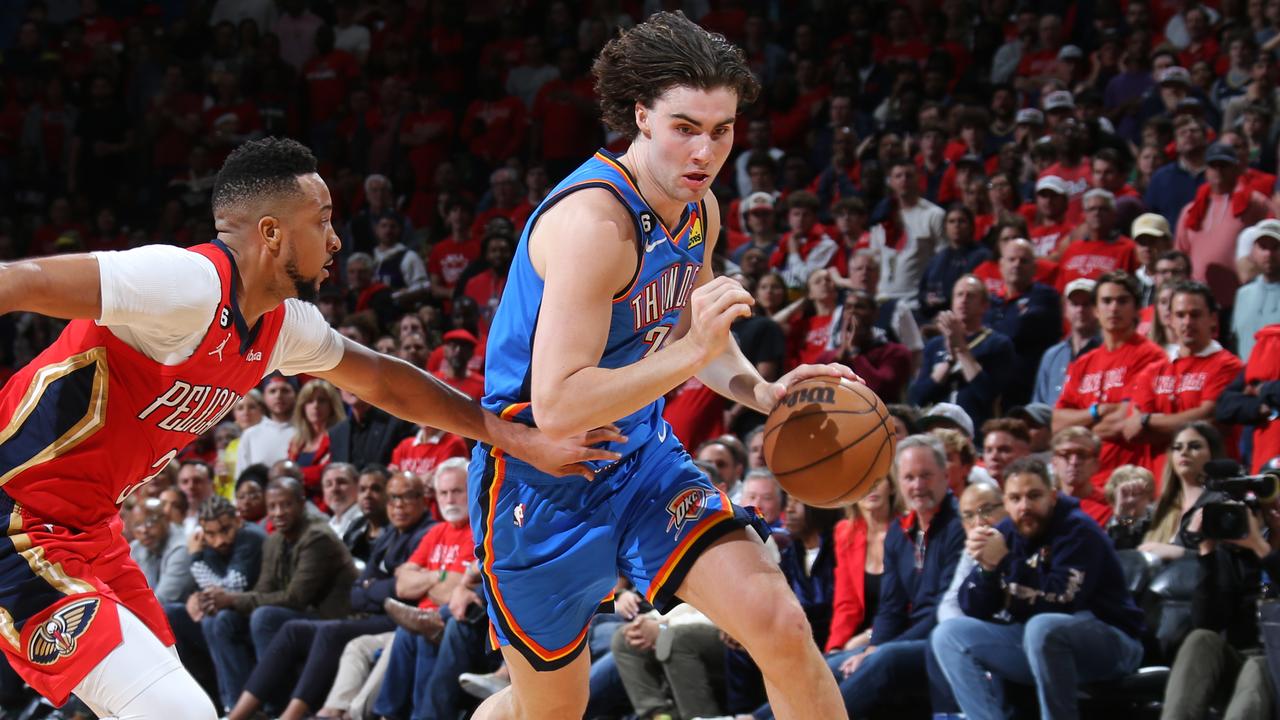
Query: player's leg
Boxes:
[
  {"xmin": 472, "ymin": 643, "xmax": 591, "ymax": 720},
  {"xmin": 677, "ymin": 530, "xmax": 845, "ymax": 720},
  {"xmin": 72, "ymin": 605, "xmax": 217, "ymax": 720}
]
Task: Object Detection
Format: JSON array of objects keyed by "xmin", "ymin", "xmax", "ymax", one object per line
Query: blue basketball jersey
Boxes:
[{"xmin": 482, "ymin": 150, "xmax": 708, "ymax": 480}]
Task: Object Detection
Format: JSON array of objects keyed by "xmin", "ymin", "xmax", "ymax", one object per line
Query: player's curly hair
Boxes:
[
  {"xmin": 592, "ymin": 11, "xmax": 759, "ymax": 139},
  {"xmin": 212, "ymin": 137, "xmax": 317, "ymax": 212}
]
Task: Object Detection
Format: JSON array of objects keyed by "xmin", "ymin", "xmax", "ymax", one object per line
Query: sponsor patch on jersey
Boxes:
[
  {"xmin": 665, "ymin": 488, "xmax": 707, "ymax": 541},
  {"xmin": 27, "ymin": 597, "xmax": 100, "ymax": 666},
  {"xmin": 687, "ymin": 217, "xmax": 704, "ymax": 250}
]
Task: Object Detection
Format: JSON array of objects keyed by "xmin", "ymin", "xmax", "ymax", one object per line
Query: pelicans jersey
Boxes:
[
  {"xmin": 0, "ymin": 240, "xmax": 341, "ymax": 703},
  {"xmin": 469, "ymin": 150, "xmax": 768, "ymax": 672}
]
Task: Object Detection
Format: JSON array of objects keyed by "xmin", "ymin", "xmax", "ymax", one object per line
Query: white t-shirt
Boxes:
[
  {"xmin": 236, "ymin": 418, "xmax": 295, "ymax": 476},
  {"xmin": 95, "ymin": 244, "xmax": 345, "ymax": 376}
]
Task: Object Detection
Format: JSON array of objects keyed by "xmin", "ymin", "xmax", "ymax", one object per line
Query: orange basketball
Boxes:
[{"xmin": 762, "ymin": 377, "xmax": 896, "ymax": 508}]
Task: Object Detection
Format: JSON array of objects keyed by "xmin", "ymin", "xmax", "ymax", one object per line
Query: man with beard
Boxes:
[{"xmin": 931, "ymin": 458, "xmax": 1144, "ymax": 720}]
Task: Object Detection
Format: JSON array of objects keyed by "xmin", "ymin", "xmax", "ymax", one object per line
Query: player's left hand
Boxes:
[
  {"xmin": 503, "ymin": 423, "xmax": 627, "ymax": 481},
  {"xmin": 758, "ymin": 363, "xmax": 863, "ymax": 411}
]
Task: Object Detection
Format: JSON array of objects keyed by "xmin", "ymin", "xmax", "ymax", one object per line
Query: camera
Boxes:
[{"xmin": 1201, "ymin": 460, "xmax": 1280, "ymax": 541}]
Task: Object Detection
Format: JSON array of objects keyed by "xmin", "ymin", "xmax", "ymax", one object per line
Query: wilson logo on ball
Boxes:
[
  {"xmin": 665, "ymin": 488, "xmax": 707, "ymax": 540},
  {"xmin": 781, "ymin": 386, "xmax": 836, "ymax": 407}
]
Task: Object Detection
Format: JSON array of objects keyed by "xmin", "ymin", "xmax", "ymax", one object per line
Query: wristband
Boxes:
[{"xmin": 1089, "ymin": 403, "xmax": 1101, "ymax": 422}]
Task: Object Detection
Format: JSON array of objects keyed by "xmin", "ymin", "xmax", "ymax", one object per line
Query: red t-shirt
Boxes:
[
  {"xmin": 788, "ymin": 314, "xmax": 835, "ymax": 369},
  {"xmin": 973, "ymin": 258, "xmax": 1059, "ymax": 297},
  {"xmin": 1029, "ymin": 221, "xmax": 1076, "ymax": 258},
  {"xmin": 406, "ymin": 521, "xmax": 475, "ymax": 610},
  {"xmin": 1130, "ymin": 344, "xmax": 1245, "ymax": 466},
  {"xmin": 663, "ymin": 377, "xmax": 726, "ymax": 452},
  {"xmin": 427, "ymin": 237, "xmax": 478, "ymax": 292},
  {"xmin": 1018, "ymin": 48, "xmax": 1060, "ymax": 77},
  {"xmin": 303, "ymin": 50, "xmax": 360, "ymax": 123},
  {"xmin": 1077, "ymin": 487, "xmax": 1114, "ymax": 527},
  {"xmin": 1056, "ymin": 237, "xmax": 1138, "ymax": 291},
  {"xmin": 390, "ymin": 431, "xmax": 469, "ymax": 480},
  {"xmin": 435, "ymin": 370, "xmax": 485, "ymax": 402},
  {"xmin": 1056, "ymin": 334, "xmax": 1167, "ymax": 486},
  {"xmin": 1247, "ymin": 326, "xmax": 1280, "ymax": 472}
]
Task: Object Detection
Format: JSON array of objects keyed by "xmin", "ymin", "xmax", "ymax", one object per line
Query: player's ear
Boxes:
[
  {"xmin": 634, "ymin": 102, "xmax": 650, "ymax": 138},
  {"xmin": 258, "ymin": 215, "xmax": 283, "ymax": 252}
]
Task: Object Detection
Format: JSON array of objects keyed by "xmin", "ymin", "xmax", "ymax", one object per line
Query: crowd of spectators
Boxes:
[{"xmin": 10, "ymin": 0, "xmax": 1280, "ymax": 719}]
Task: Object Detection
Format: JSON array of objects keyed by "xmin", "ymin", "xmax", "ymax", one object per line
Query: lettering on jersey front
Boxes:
[
  {"xmin": 137, "ymin": 380, "xmax": 243, "ymax": 435},
  {"xmin": 630, "ymin": 262, "xmax": 700, "ymax": 330},
  {"xmin": 1155, "ymin": 372, "xmax": 1207, "ymax": 395}
]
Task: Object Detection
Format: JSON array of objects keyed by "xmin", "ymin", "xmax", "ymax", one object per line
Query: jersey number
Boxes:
[
  {"xmin": 117, "ymin": 449, "xmax": 179, "ymax": 504},
  {"xmin": 642, "ymin": 325, "xmax": 672, "ymax": 358}
]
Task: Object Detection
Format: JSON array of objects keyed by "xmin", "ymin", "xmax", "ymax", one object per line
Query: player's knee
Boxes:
[
  {"xmin": 750, "ymin": 597, "xmax": 814, "ymax": 659},
  {"xmin": 117, "ymin": 668, "xmax": 216, "ymax": 720}
]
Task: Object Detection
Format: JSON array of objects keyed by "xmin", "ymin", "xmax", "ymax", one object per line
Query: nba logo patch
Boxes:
[
  {"xmin": 27, "ymin": 597, "xmax": 100, "ymax": 665},
  {"xmin": 665, "ymin": 488, "xmax": 707, "ymax": 540},
  {"xmin": 687, "ymin": 217, "xmax": 704, "ymax": 250},
  {"xmin": 513, "ymin": 503, "xmax": 526, "ymax": 528}
]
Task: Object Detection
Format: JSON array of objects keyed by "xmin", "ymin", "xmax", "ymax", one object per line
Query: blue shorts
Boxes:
[{"xmin": 468, "ymin": 426, "xmax": 768, "ymax": 671}]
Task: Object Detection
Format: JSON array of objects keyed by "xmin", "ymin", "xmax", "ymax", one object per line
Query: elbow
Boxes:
[{"xmin": 530, "ymin": 386, "xmax": 581, "ymax": 440}]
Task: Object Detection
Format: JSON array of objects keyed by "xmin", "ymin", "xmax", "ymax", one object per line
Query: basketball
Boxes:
[{"xmin": 762, "ymin": 377, "xmax": 896, "ymax": 508}]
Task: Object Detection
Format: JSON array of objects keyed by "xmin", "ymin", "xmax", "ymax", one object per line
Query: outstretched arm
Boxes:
[
  {"xmin": 313, "ymin": 339, "xmax": 621, "ymax": 478},
  {"xmin": 0, "ymin": 254, "xmax": 103, "ymax": 319}
]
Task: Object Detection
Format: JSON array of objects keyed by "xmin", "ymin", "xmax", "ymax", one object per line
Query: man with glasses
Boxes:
[
  {"xmin": 1055, "ymin": 189, "xmax": 1138, "ymax": 292},
  {"xmin": 1050, "ymin": 427, "xmax": 1111, "ymax": 526}
]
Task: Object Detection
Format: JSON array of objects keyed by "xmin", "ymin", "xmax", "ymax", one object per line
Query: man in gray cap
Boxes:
[{"xmin": 1033, "ymin": 278, "xmax": 1101, "ymax": 406}]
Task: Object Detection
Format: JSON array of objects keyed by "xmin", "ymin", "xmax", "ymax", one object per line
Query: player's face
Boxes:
[
  {"xmin": 1095, "ymin": 282, "xmax": 1137, "ymax": 333},
  {"xmin": 281, "ymin": 173, "xmax": 341, "ymax": 297},
  {"xmin": 435, "ymin": 469, "xmax": 469, "ymax": 524},
  {"xmin": 322, "ymin": 470, "xmax": 356, "ymax": 513},
  {"xmin": 358, "ymin": 473, "xmax": 387, "ymax": 516},
  {"xmin": 1054, "ymin": 441, "xmax": 1099, "ymax": 495},
  {"xmin": 1004, "ymin": 472, "xmax": 1057, "ymax": 539},
  {"xmin": 637, "ymin": 85, "xmax": 737, "ymax": 204}
]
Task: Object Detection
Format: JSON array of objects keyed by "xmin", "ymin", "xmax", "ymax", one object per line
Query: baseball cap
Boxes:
[
  {"xmin": 442, "ymin": 329, "xmax": 478, "ymax": 346},
  {"xmin": 1131, "ymin": 213, "xmax": 1171, "ymax": 241},
  {"xmin": 1057, "ymin": 45, "xmax": 1084, "ymax": 62},
  {"xmin": 1158, "ymin": 66, "xmax": 1191, "ymax": 86},
  {"xmin": 1253, "ymin": 218, "xmax": 1280, "ymax": 244},
  {"xmin": 1064, "ymin": 277, "xmax": 1097, "ymax": 300},
  {"xmin": 1205, "ymin": 142, "xmax": 1239, "ymax": 165},
  {"xmin": 1009, "ymin": 403, "xmax": 1054, "ymax": 428},
  {"xmin": 1043, "ymin": 90, "xmax": 1075, "ymax": 112},
  {"xmin": 1015, "ymin": 108, "xmax": 1045, "ymax": 125},
  {"xmin": 743, "ymin": 192, "xmax": 775, "ymax": 213},
  {"xmin": 917, "ymin": 402, "xmax": 975, "ymax": 439},
  {"xmin": 1035, "ymin": 175, "xmax": 1069, "ymax": 195}
]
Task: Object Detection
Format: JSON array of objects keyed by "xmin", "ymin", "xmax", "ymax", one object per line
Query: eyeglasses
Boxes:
[
  {"xmin": 388, "ymin": 492, "xmax": 424, "ymax": 504},
  {"xmin": 960, "ymin": 503, "xmax": 1003, "ymax": 523}
]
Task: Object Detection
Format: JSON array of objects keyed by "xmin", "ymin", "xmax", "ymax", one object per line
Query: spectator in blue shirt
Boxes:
[
  {"xmin": 919, "ymin": 205, "xmax": 992, "ymax": 322},
  {"xmin": 931, "ymin": 458, "xmax": 1145, "ymax": 720},
  {"xmin": 1033, "ymin": 278, "xmax": 1102, "ymax": 405},
  {"xmin": 984, "ymin": 238, "xmax": 1062, "ymax": 407},
  {"xmin": 1144, "ymin": 114, "xmax": 1208, "ymax": 225}
]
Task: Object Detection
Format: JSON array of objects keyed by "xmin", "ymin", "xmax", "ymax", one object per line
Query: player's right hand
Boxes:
[{"xmin": 685, "ymin": 276, "xmax": 754, "ymax": 361}]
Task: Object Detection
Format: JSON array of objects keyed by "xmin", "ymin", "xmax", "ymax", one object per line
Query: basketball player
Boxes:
[
  {"xmin": 471, "ymin": 12, "xmax": 848, "ymax": 719},
  {"xmin": 0, "ymin": 138, "xmax": 619, "ymax": 719}
]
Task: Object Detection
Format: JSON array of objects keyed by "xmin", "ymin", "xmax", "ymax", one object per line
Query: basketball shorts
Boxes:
[
  {"xmin": 468, "ymin": 424, "xmax": 770, "ymax": 671},
  {"xmin": 0, "ymin": 488, "xmax": 173, "ymax": 705}
]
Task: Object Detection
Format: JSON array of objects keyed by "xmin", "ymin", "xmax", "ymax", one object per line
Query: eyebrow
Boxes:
[{"xmin": 671, "ymin": 113, "xmax": 736, "ymax": 129}]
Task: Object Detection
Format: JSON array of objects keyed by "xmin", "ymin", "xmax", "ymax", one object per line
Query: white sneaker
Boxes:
[{"xmin": 459, "ymin": 670, "xmax": 511, "ymax": 699}]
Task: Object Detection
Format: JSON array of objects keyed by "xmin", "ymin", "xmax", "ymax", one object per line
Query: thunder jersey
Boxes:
[
  {"xmin": 483, "ymin": 150, "xmax": 708, "ymax": 479},
  {"xmin": 0, "ymin": 241, "xmax": 286, "ymax": 529}
]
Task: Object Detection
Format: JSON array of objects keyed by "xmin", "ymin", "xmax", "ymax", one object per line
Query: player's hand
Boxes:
[
  {"xmin": 501, "ymin": 423, "xmax": 626, "ymax": 481},
  {"xmin": 685, "ymin": 276, "xmax": 754, "ymax": 362},
  {"xmin": 757, "ymin": 363, "xmax": 862, "ymax": 410}
]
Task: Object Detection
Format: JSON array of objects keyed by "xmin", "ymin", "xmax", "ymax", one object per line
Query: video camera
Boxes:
[{"xmin": 1201, "ymin": 460, "xmax": 1280, "ymax": 540}]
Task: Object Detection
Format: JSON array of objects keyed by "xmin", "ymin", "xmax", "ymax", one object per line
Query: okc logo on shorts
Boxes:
[
  {"xmin": 27, "ymin": 597, "xmax": 100, "ymax": 665},
  {"xmin": 666, "ymin": 488, "xmax": 707, "ymax": 541}
]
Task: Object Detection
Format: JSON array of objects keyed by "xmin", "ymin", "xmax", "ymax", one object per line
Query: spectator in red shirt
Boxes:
[
  {"xmin": 531, "ymin": 48, "xmax": 600, "ymax": 180},
  {"xmin": 459, "ymin": 65, "xmax": 526, "ymax": 169},
  {"xmin": 1057, "ymin": 189, "xmax": 1138, "ymax": 291},
  {"xmin": 1092, "ymin": 148, "xmax": 1142, "ymax": 201},
  {"xmin": 1125, "ymin": 282, "xmax": 1245, "ymax": 464},
  {"xmin": 389, "ymin": 426, "xmax": 469, "ymax": 486},
  {"xmin": 427, "ymin": 198, "xmax": 478, "ymax": 304},
  {"xmin": 302, "ymin": 26, "xmax": 360, "ymax": 127},
  {"xmin": 827, "ymin": 477, "xmax": 899, "ymax": 656},
  {"xmin": 469, "ymin": 167, "xmax": 524, "ymax": 241},
  {"xmin": 778, "ymin": 268, "xmax": 840, "ymax": 369},
  {"xmin": 1023, "ymin": 176, "xmax": 1074, "ymax": 259},
  {"xmin": 769, "ymin": 191, "xmax": 840, "ymax": 288},
  {"xmin": 1015, "ymin": 14, "xmax": 1066, "ymax": 93},
  {"xmin": 1053, "ymin": 271, "xmax": 1167, "ymax": 488},
  {"xmin": 433, "ymin": 329, "xmax": 484, "ymax": 402},
  {"xmin": 461, "ymin": 232, "xmax": 514, "ymax": 329},
  {"xmin": 1051, "ymin": 427, "xmax": 1113, "ymax": 526}
]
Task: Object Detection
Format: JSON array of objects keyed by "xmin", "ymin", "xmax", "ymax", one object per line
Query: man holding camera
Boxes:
[
  {"xmin": 931, "ymin": 458, "xmax": 1145, "ymax": 720},
  {"xmin": 1161, "ymin": 479, "xmax": 1280, "ymax": 720}
]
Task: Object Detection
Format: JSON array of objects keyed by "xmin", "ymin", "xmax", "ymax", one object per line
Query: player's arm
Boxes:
[
  {"xmin": 526, "ymin": 189, "xmax": 749, "ymax": 439},
  {"xmin": 682, "ymin": 193, "xmax": 854, "ymax": 413},
  {"xmin": 314, "ymin": 339, "xmax": 621, "ymax": 477},
  {"xmin": 0, "ymin": 254, "xmax": 103, "ymax": 319}
]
